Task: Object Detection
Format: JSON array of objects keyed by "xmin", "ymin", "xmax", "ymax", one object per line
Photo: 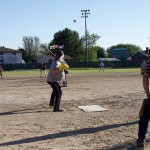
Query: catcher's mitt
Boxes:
[{"xmin": 140, "ymin": 68, "xmax": 144, "ymax": 75}]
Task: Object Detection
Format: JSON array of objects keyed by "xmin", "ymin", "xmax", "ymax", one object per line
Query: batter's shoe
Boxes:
[
  {"xmin": 53, "ymin": 109, "xmax": 63, "ymax": 112},
  {"xmin": 134, "ymin": 139, "xmax": 145, "ymax": 149}
]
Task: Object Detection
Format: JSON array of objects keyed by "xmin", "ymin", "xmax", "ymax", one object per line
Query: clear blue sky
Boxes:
[{"xmin": 0, "ymin": 0, "xmax": 150, "ymax": 50}]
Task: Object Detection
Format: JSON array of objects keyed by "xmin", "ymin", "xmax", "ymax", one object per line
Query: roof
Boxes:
[
  {"xmin": 38, "ymin": 54, "xmax": 74, "ymax": 62},
  {"xmin": 47, "ymin": 54, "xmax": 74, "ymax": 60},
  {"xmin": 131, "ymin": 51, "xmax": 150, "ymax": 58},
  {"xmin": 98, "ymin": 58, "xmax": 120, "ymax": 61},
  {"xmin": 0, "ymin": 46, "xmax": 21, "ymax": 53}
]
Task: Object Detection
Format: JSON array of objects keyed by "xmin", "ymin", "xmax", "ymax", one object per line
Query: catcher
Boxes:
[
  {"xmin": 0, "ymin": 66, "xmax": 3, "ymax": 79},
  {"xmin": 46, "ymin": 50, "xmax": 69, "ymax": 112},
  {"xmin": 135, "ymin": 58, "xmax": 150, "ymax": 149}
]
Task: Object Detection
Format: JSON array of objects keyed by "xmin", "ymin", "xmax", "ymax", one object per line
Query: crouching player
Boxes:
[{"xmin": 46, "ymin": 50, "xmax": 69, "ymax": 112}]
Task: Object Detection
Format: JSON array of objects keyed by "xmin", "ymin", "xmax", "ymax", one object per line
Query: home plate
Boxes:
[{"xmin": 77, "ymin": 105, "xmax": 108, "ymax": 112}]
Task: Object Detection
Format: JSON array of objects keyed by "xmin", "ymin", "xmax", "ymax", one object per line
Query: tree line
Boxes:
[{"xmin": 18, "ymin": 28, "xmax": 142, "ymax": 63}]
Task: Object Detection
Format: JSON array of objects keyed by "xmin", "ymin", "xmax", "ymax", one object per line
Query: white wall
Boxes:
[{"xmin": 2, "ymin": 53, "xmax": 22, "ymax": 64}]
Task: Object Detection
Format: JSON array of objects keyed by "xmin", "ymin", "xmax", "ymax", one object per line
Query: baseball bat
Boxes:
[{"xmin": 40, "ymin": 44, "xmax": 56, "ymax": 59}]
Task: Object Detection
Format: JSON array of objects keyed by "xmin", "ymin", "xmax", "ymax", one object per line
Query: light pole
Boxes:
[
  {"xmin": 148, "ymin": 37, "xmax": 150, "ymax": 47},
  {"xmin": 148, "ymin": 37, "xmax": 150, "ymax": 55},
  {"xmin": 81, "ymin": 9, "xmax": 90, "ymax": 68}
]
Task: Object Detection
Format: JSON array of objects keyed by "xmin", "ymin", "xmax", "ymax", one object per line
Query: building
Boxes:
[
  {"xmin": 130, "ymin": 51, "xmax": 150, "ymax": 62},
  {"xmin": 112, "ymin": 48, "xmax": 129, "ymax": 60},
  {"xmin": 0, "ymin": 46, "xmax": 23, "ymax": 64},
  {"xmin": 37, "ymin": 54, "xmax": 74, "ymax": 63}
]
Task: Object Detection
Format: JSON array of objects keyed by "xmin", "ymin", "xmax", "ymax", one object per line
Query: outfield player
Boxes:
[
  {"xmin": 99, "ymin": 61, "xmax": 105, "ymax": 72},
  {"xmin": 40, "ymin": 61, "xmax": 47, "ymax": 77},
  {"xmin": 0, "ymin": 66, "xmax": 3, "ymax": 79},
  {"xmin": 135, "ymin": 58, "xmax": 150, "ymax": 149},
  {"xmin": 47, "ymin": 50, "xmax": 69, "ymax": 112}
]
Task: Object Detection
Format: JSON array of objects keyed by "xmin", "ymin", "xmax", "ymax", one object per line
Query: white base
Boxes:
[{"xmin": 77, "ymin": 105, "xmax": 108, "ymax": 112}]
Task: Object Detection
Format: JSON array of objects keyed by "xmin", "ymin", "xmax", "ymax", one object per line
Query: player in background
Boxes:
[
  {"xmin": 40, "ymin": 61, "xmax": 47, "ymax": 78},
  {"xmin": 99, "ymin": 61, "xmax": 105, "ymax": 72},
  {"xmin": 0, "ymin": 66, "xmax": 3, "ymax": 79},
  {"xmin": 46, "ymin": 50, "xmax": 69, "ymax": 112}
]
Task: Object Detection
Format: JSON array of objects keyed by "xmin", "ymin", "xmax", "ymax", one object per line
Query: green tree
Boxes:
[
  {"xmin": 49, "ymin": 28, "xmax": 84, "ymax": 61},
  {"xmin": 89, "ymin": 46, "xmax": 105, "ymax": 62},
  {"xmin": 18, "ymin": 48, "xmax": 27, "ymax": 62},
  {"xmin": 81, "ymin": 32, "xmax": 100, "ymax": 62},
  {"xmin": 22, "ymin": 36, "xmax": 41, "ymax": 63},
  {"xmin": 97, "ymin": 46, "xmax": 106, "ymax": 58},
  {"xmin": 106, "ymin": 44, "xmax": 142, "ymax": 58},
  {"xmin": 81, "ymin": 32, "xmax": 100, "ymax": 48}
]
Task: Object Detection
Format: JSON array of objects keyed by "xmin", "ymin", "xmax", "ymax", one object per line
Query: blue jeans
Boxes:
[{"xmin": 138, "ymin": 100, "xmax": 150, "ymax": 141}]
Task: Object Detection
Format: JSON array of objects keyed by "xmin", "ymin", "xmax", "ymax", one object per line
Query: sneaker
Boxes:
[
  {"xmin": 53, "ymin": 109, "xmax": 63, "ymax": 112},
  {"xmin": 134, "ymin": 139, "xmax": 144, "ymax": 149}
]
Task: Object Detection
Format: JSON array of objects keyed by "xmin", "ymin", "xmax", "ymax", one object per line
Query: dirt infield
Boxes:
[{"xmin": 0, "ymin": 72, "xmax": 150, "ymax": 150}]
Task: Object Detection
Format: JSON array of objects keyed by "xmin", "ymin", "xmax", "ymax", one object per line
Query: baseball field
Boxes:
[{"xmin": 0, "ymin": 68, "xmax": 149, "ymax": 150}]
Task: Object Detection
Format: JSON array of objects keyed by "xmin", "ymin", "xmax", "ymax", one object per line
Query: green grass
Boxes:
[
  {"xmin": 4, "ymin": 70, "xmax": 40, "ymax": 76},
  {"xmin": 3, "ymin": 68, "xmax": 140, "ymax": 76},
  {"xmin": 69, "ymin": 68, "xmax": 140, "ymax": 74}
]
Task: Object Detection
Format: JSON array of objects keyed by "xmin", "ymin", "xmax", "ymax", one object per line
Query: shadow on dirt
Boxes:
[
  {"xmin": 0, "ymin": 120, "xmax": 138, "ymax": 148},
  {"xmin": 0, "ymin": 106, "xmax": 50, "ymax": 116}
]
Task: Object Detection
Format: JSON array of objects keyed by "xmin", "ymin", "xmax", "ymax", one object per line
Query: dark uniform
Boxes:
[
  {"xmin": 40, "ymin": 63, "xmax": 47, "ymax": 77},
  {"xmin": 0, "ymin": 66, "xmax": 3, "ymax": 79}
]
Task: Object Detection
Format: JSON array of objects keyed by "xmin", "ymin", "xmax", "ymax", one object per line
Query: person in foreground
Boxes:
[
  {"xmin": 134, "ymin": 59, "xmax": 150, "ymax": 149},
  {"xmin": 46, "ymin": 50, "xmax": 69, "ymax": 112}
]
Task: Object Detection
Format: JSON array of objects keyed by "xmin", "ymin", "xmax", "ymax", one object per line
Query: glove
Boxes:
[
  {"xmin": 140, "ymin": 68, "xmax": 144, "ymax": 75},
  {"xmin": 58, "ymin": 62, "xmax": 69, "ymax": 70}
]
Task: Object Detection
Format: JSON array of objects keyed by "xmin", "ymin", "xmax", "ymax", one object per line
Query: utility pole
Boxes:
[
  {"xmin": 81, "ymin": 9, "xmax": 90, "ymax": 68},
  {"xmin": 148, "ymin": 37, "xmax": 150, "ymax": 55}
]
